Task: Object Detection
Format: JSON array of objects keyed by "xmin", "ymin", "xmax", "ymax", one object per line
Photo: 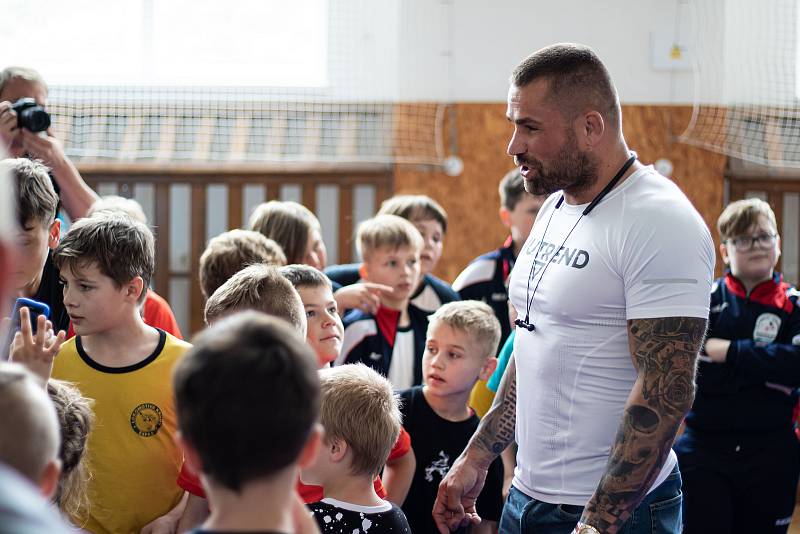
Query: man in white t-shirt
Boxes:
[{"xmin": 433, "ymin": 43, "xmax": 713, "ymax": 534}]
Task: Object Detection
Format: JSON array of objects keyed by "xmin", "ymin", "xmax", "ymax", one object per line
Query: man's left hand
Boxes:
[{"xmin": 703, "ymin": 338, "xmax": 731, "ymax": 363}]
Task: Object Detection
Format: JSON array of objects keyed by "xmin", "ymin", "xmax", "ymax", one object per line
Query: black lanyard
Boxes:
[{"xmin": 515, "ymin": 154, "xmax": 637, "ymax": 332}]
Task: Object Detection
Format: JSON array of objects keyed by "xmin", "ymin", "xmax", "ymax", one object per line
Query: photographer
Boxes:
[{"xmin": 0, "ymin": 66, "xmax": 97, "ymax": 220}]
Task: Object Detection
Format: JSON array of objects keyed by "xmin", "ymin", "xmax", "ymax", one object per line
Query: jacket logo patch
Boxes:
[
  {"xmin": 491, "ymin": 292, "xmax": 507, "ymax": 302},
  {"xmin": 368, "ymin": 352, "xmax": 382, "ymax": 361},
  {"xmin": 130, "ymin": 403, "xmax": 163, "ymax": 437},
  {"xmin": 753, "ymin": 313, "xmax": 781, "ymax": 344},
  {"xmin": 710, "ymin": 302, "xmax": 728, "ymax": 313}
]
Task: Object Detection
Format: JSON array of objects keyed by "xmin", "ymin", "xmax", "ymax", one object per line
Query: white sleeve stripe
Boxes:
[
  {"xmin": 453, "ymin": 258, "xmax": 497, "ymax": 291},
  {"xmin": 337, "ymin": 320, "xmax": 378, "ymax": 365}
]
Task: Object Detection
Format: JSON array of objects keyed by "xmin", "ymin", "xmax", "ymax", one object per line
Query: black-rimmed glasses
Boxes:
[{"xmin": 725, "ymin": 232, "xmax": 777, "ymax": 251}]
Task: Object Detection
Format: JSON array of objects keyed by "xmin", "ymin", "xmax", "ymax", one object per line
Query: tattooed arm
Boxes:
[
  {"xmin": 433, "ymin": 353, "xmax": 517, "ymax": 534},
  {"xmin": 579, "ymin": 316, "xmax": 706, "ymax": 533}
]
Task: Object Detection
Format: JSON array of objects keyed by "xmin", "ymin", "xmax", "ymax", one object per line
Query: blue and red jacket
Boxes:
[
  {"xmin": 337, "ymin": 304, "xmax": 431, "ymax": 386},
  {"xmin": 324, "ymin": 263, "xmax": 459, "ymax": 313},
  {"xmin": 452, "ymin": 236, "xmax": 516, "ymax": 345},
  {"xmin": 684, "ymin": 271, "xmax": 800, "ymax": 441}
]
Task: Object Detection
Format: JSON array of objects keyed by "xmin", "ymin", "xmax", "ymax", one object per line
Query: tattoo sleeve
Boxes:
[
  {"xmin": 469, "ymin": 352, "xmax": 517, "ymax": 468},
  {"xmin": 581, "ymin": 316, "xmax": 707, "ymax": 533}
]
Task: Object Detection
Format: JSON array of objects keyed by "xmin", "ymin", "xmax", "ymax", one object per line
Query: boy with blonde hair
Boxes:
[
  {"xmin": 676, "ymin": 198, "xmax": 800, "ymax": 533},
  {"xmin": 50, "ymin": 213, "xmax": 191, "ymax": 533},
  {"xmin": 199, "ymin": 229, "xmax": 287, "ymax": 300},
  {"xmin": 399, "ymin": 300, "xmax": 504, "ymax": 534},
  {"xmin": 338, "ymin": 214, "xmax": 428, "ymax": 389},
  {"xmin": 326, "ymin": 194, "xmax": 459, "ymax": 313},
  {"xmin": 281, "ymin": 264, "xmax": 417, "ymax": 506},
  {"xmin": 302, "ymin": 364, "xmax": 411, "ymax": 533}
]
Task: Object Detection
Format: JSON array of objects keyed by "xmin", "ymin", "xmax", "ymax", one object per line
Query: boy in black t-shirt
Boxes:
[
  {"xmin": 400, "ymin": 301, "xmax": 504, "ymax": 534},
  {"xmin": 5, "ymin": 157, "xmax": 69, "ymax": 333},
  {"xmin": 301, "ymin": 364, "xmax": 411, "ymax": 533}
]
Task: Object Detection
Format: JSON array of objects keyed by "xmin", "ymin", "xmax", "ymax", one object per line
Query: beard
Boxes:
[{"xmin": 515, "ymin": 132, "xmax": 599, "ymax": 197}]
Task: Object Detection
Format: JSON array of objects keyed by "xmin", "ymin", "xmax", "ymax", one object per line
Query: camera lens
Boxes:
[{"xmin": 19, "ymin": 107, "xmax": 51, "ymax": 133}]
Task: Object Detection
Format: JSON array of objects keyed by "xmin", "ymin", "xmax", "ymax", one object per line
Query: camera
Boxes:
[{"xmin": 12, "ymin": 98, "xmax": 50, "ymax": 133}]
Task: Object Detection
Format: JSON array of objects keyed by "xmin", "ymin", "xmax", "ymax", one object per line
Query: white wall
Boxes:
[{"xmin": 396, "ymin": 0, "xmax": 697, "ymax": 103}]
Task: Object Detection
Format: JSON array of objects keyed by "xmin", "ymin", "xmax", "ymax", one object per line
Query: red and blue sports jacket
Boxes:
[
  {"xmin": 324, "ymin": 263, "xmax": 460, "ymax": 313},
  {"xmin": 684, "ymin": 271, "xmax": 800, "ymax": 440},
  {"xmin": 337, "ymin": 304, "xmax": 431, "ymax": 385},
  {"xmin": 452, "ymin": 236, "xmax": 516, "ymax": 345}
]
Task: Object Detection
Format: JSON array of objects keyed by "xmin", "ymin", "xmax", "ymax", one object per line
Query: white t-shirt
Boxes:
[
  {"xmin": 388, "ymin": 327, "xmax": 415, "ymax": 390},
  {"xmin": 508, "ymin": 165, "xmax": 714, "ymax": 505}
]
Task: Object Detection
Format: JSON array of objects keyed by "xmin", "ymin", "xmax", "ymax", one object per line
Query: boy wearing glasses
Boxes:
[{"xmin": 675, "ymin": 198, "xmax": 800, "ymax": 534}]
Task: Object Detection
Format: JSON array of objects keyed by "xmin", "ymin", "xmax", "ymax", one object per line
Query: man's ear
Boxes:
[
  {"xmin": 479, "ymin": 356, "xmax": 498, "ymax": 382},
  {"xmin": 297, "ymin": 423, "xmax": 323, "ymax": 469},
  {"xmin": 38, "ymin": 458, "xmax": 62, "ymax": 500},
  {"xmin": 579, "ymin": 111, "xmax": 605, "ymax": 150},
  {"xmin": 499, "ymin": 207, "xmax": 512, "ymax": 229},
  {"xmin": 47, "ymin": 219, "xmax": 60, "ymax": 250}
]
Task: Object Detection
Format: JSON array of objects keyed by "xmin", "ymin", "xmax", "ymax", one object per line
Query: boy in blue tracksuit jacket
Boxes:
[
  {"xmin": 452, "ymin": 169, "xmax": 546, "ymax": 344},
  {"xmin": 336, "ymin": 214, "xmax": 430, "ymax": 390},
  {"xmin": 675, "ymin": 198, "xmax": 800, "ymax": 534},
  {"xmin": 326, "ymin": 194, "xmax": 459, "ymax": 314}
]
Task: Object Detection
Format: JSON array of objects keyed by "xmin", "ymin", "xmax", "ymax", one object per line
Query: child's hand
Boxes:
[
  {"xmin": 334, "ymin": 283, "xmax": 393, "ymax": 314},
  {"xmin": 703, "ymin": 338, "xmax": 731, "ymax": 363},
  {"xmin": 9, "ymin": 306, "xmax": 66, "ymax": 383},
  {"xmin": 291, "ymin": 491, "xmax": 321, "ymax": 534}
]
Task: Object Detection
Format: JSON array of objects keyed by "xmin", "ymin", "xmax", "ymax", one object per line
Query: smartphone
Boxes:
[{"xmin": 11, "ymin": 298, "xmax": 51, "ymax": 335}]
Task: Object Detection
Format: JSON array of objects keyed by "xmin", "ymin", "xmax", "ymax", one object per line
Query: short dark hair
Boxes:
[
  {"xmin": 54, "ymin": 213, "xmax": 154, "ymax": 304},
  {"xmin": 510, "ymin": 43, "xmax": 620, "ymax": 129},
  {"xmin": 280, "ymin": 264, "xmax": 332, "ymax": 291},
  {"xmin": 378, "ymin": 195, "xmax": 448, "ymax": 234},
  {"xmin": 499, "ymin": 168, "xmax": 528, "ymax": 211},
  {"xmin": 174, "ymin": 312, "xmax": 320, "ymax": 492},
  {"xmin": 4, "ymin": 158, "xmax": 57, "ymax": 228}
]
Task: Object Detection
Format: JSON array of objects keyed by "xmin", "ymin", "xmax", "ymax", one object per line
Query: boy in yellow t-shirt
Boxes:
[{"xmin": 51, "ymin": 213, "xmax": 190, "ymax": 534}]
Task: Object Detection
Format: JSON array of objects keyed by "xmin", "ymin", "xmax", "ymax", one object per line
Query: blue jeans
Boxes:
[{"xmin": 498, "ymin": 466, "xmax": 682, "ymax": 534}]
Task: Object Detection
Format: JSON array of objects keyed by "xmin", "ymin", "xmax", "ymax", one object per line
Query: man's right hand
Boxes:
[
  {"xmin": 433, "ymin": 452, "xmax": 489, "ymax": 534},
  {"xmin": 0, "ymin": 101, "xmax": 17, "ymax": 150}
]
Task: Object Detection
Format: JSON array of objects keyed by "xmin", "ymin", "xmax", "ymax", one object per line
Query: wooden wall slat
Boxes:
[
  {"xmin": 154, "ymin": 182, "xmax": 170, "ymax": 296},
  {"xmin": 338, "ymin": 184, "xmax": 353, "ymax": 265},
  {"xmin": 190, "ymin": 184, "xmax": 208, "ymax": 334},
  {"xmin": 302, "ymin": 183, "xmax": 317, "ymax": 215},
  {"xmin": 769, "ymin": 191, "xmax": 784, "ymax": 273},
  {"xmin": 228, "ymin": 183, "xmax": 243, "ymax": 230}
]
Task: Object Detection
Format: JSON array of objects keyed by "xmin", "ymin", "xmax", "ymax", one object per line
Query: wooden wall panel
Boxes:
[{"xmin": 395, "ymin": 104, "xmax": 727, "ymax": 283}]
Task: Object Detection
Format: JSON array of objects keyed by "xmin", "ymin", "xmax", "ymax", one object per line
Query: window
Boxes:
[{"xmin": 2, "ymin": 0, "xmax": 328, "ymax": 87}]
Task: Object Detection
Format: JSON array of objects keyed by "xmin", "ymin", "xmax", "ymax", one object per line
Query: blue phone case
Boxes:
[{"xmin": 11, "ymin": 297, "xmax": 51, "ymax": 334}]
